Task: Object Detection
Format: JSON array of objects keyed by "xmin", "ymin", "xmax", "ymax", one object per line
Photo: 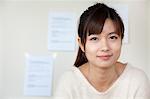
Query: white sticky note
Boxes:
[
  {"xmin": 48, "ymin": 11, "xmax": 76, "ymax": 51},
  {"xmin": 24, "ymin": 54, "xmax": 53, "ymax": 96}
]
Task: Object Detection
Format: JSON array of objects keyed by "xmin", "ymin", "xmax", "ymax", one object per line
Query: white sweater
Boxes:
[{"xmin": 54, "ymin": 64, "xmax": 150, "ymax": 99}]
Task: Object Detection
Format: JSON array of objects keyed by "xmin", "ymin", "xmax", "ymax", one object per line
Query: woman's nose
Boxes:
[{"xmin": 99, "ymin": 39, "xmax": 110, "ymax": 52}]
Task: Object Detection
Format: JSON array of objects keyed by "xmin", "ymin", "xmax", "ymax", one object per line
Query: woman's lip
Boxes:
[
  {"xmin": 97, "ymin": 54, "xmax": 112, "ymax": 57},
  {"xmin": 97, "ymin": 55, "xmax": 112, "ymax": 60}
]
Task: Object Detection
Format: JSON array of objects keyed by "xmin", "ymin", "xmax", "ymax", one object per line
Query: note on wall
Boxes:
[
  {"xmin": 24, "ymin": 54, "xmax": 53, "ymax": 96},
  {"xmin": 48, "ymin": 11, "xmax": 76, "ymax": 51}
]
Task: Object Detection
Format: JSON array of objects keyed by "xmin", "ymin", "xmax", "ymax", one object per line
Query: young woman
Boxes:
[{"xmin": 54, "ymin": 3, "xmax": 150, "ymax": 99}]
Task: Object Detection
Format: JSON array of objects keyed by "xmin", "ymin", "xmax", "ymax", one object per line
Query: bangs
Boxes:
[
  {"xmin": 86, "ymin": 17, "xmax": 122, "ymax": 37},
  {"xmin": 85, "ymin": 8, "xmax": 124, "ymax": 37},
  {"xmin": 114, "ymin": 21, "xmax": 122, "ymax": 36},
  {"xmin": 79, "ymin": 3, "xmax": 124, "ymax": 46},
  {"xmin": 86, "ymin": 10, "xmax": 107, "ymax": 36}
]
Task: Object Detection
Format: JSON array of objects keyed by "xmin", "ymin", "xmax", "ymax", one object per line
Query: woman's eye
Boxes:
[
  {"xmin": 90, "ymin": 37, "xmax": 98, "ymax": 41},
  {"xmin": 109, "ymin": 36, "xmax": 118, "ymax": 40}
]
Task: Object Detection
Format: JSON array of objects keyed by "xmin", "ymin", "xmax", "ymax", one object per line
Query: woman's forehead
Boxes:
[
  {"xmin": 87, "ymin": 19, "xmax": 117, "ymax": 36},
  {"xmin": 102, "ymin": 19, "xmax": 116, "ymax": 32}
]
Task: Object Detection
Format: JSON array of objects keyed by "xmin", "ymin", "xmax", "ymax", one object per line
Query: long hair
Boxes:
[{"xmin": 74, "ymin": 3, "xmax": 124, "ymax": 67}]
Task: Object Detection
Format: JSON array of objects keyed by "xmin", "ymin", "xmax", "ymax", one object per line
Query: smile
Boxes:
[{"xmin": 96, "ymin": 55, "xmax": 113, "ymax": 61}]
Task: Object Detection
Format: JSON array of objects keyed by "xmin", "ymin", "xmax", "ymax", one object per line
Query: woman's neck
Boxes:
[{"xmin": 84, "ymin": 62, "xmax": 121, "ymax": 92}]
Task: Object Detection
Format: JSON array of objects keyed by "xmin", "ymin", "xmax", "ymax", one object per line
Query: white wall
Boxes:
[
  {"xmin": 0, "ymin": 0, "xmax": 149, "ymax": 99},
  {"xmin": 1, "ymin": 1, "xmax": 91, "ymax": 99},
  {"xmin": 119, "ymin": 1, "xmax": 149, "ymax": 75},
  {"xmin": 148, "ymin": 0, "xmax": 150, "ymax": 79},
  {"xmin": 0, "ymin": 3, "xmax": 3, "ymax": 97}
]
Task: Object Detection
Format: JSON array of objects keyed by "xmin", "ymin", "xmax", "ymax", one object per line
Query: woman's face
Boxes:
[{"xmin": 81, "ymin": 19, "xmax": 122, "ymax": 68}]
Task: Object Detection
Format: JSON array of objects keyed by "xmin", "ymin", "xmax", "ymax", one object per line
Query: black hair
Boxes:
[{"xmin": 74, "ymin": 3, "xmax": 124, "ymax": 67}]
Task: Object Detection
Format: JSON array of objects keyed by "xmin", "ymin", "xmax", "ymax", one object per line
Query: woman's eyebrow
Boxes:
[{"xmin": 108, "ymin": 32, "xmax": 118, "ymax": 35}]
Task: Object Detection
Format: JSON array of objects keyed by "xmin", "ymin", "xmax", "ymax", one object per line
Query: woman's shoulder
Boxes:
[
  {"xmin": 126, "ymin": 63, "xmax": 150, "ymax": 97},
  {"xmin": 57, "ymin": 66, "xmax": 80, "ymax": 82},
  {"xmin": 126, "ymin": 63, "xmax": 150, "ymax": 83},
  {"xmin": 127, "ymin": 63, "xmax": 147, "ymax": 76},
  {"xmin": 54, "ymin": 67, "xmax": 79, "ymax": 97}
]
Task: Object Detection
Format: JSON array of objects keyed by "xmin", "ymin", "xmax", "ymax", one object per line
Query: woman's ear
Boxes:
[{"xmin": 78, "ymin": 37, "xmax": 85, "ymax": 52}]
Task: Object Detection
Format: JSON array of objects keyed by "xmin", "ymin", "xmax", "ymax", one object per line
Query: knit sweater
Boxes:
[{"xmin": 54, "ymin": 63, "xmax": 150, "ymax": 99}]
